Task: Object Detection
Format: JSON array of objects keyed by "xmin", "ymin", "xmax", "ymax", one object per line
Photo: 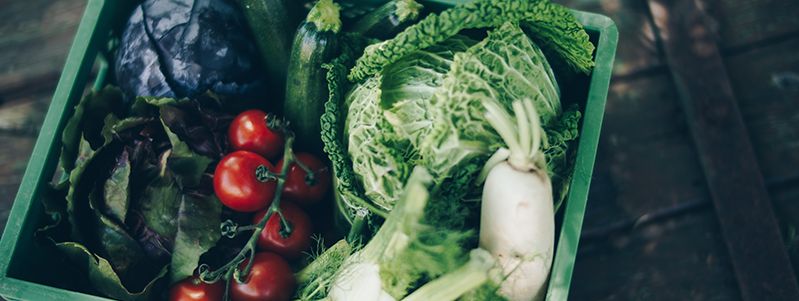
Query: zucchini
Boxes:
[
  {"xmin": 236, "ymin": 0, "xmax": 303, "ymax": 95},
  {"xmin": 284, "ymin": 0, "xmax": 342, "ymax": 154},
  {"xmin": 350, "ymin": 0, "xmax": 423, "ymax": 40}
]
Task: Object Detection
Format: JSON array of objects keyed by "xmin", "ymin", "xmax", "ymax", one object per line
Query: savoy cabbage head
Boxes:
[
  {"xmin": 341, "ymin": 23, "xmax": 574, "ymax": 215},
  {"xmin": 321, "ymin": 0, "xmax": 591, "ymax": 226}
]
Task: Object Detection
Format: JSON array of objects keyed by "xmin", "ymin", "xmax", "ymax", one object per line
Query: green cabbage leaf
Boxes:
[{"xmin": 348, "ymin": 0, "xmax": 594, "ymax": 82}]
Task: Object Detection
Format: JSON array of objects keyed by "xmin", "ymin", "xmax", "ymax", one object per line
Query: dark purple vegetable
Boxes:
[{"xmin": 115, "ymin": 0, "xmax": 267, "ymax": 101}]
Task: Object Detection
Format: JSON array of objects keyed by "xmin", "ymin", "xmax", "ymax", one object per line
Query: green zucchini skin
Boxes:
[
  {"xmin": 237, "ymin": 0, "xmax": 302, "ymax": 96},
  {"xmin": 350, "ymin": 0, "xmax": 423, "ymax": 40},
  {"xmin": 284, "ymin": 21, "xmax": 340, "ymax": 155}
]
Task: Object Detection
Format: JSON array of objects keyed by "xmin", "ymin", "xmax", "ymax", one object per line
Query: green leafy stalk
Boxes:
[
  {"xmin": 401, "ymin": 249, "xmax": 497, "ymax": 301},
  {"xmin": 295, "ymin": 239, "xmax": 354, "ymax": 300},
  {"xmin": 480, "ymin": 98, "xmax": 546, "ymax": 176},
  {"xmin": 329, "ymin": 167, "xmax": 470, "ymax": 299},
  {"xmin": 348, "ymin": 0, "xmax": 594, "ymax": 82}
]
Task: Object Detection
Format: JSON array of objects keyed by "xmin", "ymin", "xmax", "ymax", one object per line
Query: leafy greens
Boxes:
[{"xmin": 39, "ymin": 88, "xmax": 231, "ymax": 300}]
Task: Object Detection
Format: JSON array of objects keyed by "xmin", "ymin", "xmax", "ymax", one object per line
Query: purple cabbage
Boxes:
[{"xmin": 115, "ymin": 0, "xmax": 267, "ymax": 101}]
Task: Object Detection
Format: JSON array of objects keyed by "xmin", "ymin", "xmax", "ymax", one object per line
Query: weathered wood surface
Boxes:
[
  {"xmin": 574, "ymin": 209, "xmax": 739, "ymax": 301},
  {"xmin": 0, "ymin": 0, "xmax": 86, "ymax": 235},
  {"xmin": 725, "ymin": 35, "xmax": 799, "ymax": 276},
  {"xmin": 0, "ymin": 0, "xmax": 86, "ymax": 95},
  {"xmin": 557, "ymin": 0, "xmax": 799, "ymax": 299},
  {"xmin": 725, "ymin": 37, "xmax": 799, "ymax": 185},
  {"xmin": 708, "ymin": 0, "xmax": 799, "ymax": 51},
  {"xmin": 571, "ymin": 68, "xmax": 740, "ymax": 300},
  {"xmin": 647, "ymin": 0, "xmax": 799, "ymax": 298}
]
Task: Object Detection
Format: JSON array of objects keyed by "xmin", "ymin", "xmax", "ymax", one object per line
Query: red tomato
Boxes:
[
  {"xmin": 276, "ymin": 153, "xmax": 331, "ymax": 206},
  {"xmin": 230, "ymin": 252, "xmax": 296, "ymax": 301},
  {"xmin": 254, "ymin": 202, "xmax": 312, "ymax": 259},
  {"xmin": 169, "ymin": 276, "xmax": 224, "ymax": 301},
  {"xmin": 214, "ymin": 151, "xmax": 276, "ymax": 212},
  {"xmin": 229, "ymin": 110, "xmax": 285, "ymax": 160}
]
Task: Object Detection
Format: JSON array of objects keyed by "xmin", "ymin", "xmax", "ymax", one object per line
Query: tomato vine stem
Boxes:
[{"xmin": 199, "ymin": 134, "xmax": 297, "ymax": 298}]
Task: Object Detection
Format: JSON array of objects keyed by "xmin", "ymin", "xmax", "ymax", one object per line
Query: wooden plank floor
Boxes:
[
  {"xmin": 0, "ymin": 0, "xmax": 87, "ymax": 235},
  {"xmin": 556, "ymin": 0, "xmax": 799, "ymax": 299},
  {"xmin": 0, "ymin": 0, "xmax": 798, "ymax": 299}
]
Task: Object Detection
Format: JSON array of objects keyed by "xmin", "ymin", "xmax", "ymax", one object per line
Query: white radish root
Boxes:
[
  {"xmin": 479, "ymin": 98, "xmax": 555, "ymax": 301},
  {"xmin": 481, "ymin": 162, "xmax": 553, "ymax": 301}
]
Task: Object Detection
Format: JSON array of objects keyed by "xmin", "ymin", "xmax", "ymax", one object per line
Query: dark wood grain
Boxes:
[
  {"xmin": 0, "ymin": 0, "xmax": 86, "ymax": 98},
  {"xmin": 723, "ymin": 36, "xmax": 799, "ymax": 277},
  {"xmin": 706, "ymin": 0, "xmax": 799, "ymax": 51},
  {"xmin": 0, "ymin": 0, "xmax": 86, "ymax": 236},
  {"xmin": 583, "ymin": 72, "xmax": 710, "ymax": 230},
  {"xmin": 574, "ymin": 209, "xmax": 739, "ymax": 301},
  {"xmin": 647, "ymin": 0, "xmax": 799, "ymax": 299},
  {"xmin": 724, "ymin": 37, "xmax": 799, "ymax": 184}
]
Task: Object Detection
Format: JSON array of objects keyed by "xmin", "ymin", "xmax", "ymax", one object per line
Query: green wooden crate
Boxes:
[{"xmin": 0, "ymin": 0, "xmax": 617, "ymax": 300}]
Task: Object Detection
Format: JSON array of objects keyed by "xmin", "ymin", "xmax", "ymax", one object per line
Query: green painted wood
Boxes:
[{"xmin": 546, "ymin": 11, "xmax": 617, "ymax": 301}]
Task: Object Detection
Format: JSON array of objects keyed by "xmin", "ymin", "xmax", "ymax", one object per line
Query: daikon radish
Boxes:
[{"xmin": 479, "ymin": 98, "xmax": 554, "ymax": 301}]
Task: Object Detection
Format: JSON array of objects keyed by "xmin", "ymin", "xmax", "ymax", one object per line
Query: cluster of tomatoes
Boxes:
[{"xmin": 169, "ymin": 110, "xmax": 331, "ymax": 301}]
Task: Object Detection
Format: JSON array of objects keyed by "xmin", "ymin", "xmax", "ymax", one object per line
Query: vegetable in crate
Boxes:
[
  {"xmin": 115, "ymin": 0, "xmax": 267, "ymax": 101},
  {"xmin": 228, "ymin": 109, "xmax": 286, "ymax": 161},
  {"xmin": 42, "ymin": 89, "xmax": 229, "ymax": 300},
  {"xmin": 229, "ymin": 252, "xmax": 295, "ymax": 301},
  {"xmin": 480, "ymin": 99, "xmax": 554, "ymax": 301},
  {"xmin": 315, "ymin": 0, "xmax": 594, "ymax": 299},
  {"xmin": 236, "ymin": 0, "xmax": 304, "ymax": 93},
  {"xmin": 253, "ymin": 202, "xmax": 313, "ymax": 259},
  {"xmin": 322, "ymin": 0, "xmax": 589, "ymax": 221},
  {"xmin": 284, "ymin": 0, "xmax": 342, "ymax": 155},
  {"xmin": 214, "ymin": 150, "xmax": 278, "ymax": 212},
  {"xmin": 350, "ymin": 0, "xmax": 423, "ymax": 40},
  {"xmin": 169, "ymin": 275, "xmax": 224, "ymax": 301},
  {"xmin": 297, "ymin": 167, "xmax": 502, "ymax": 301}
]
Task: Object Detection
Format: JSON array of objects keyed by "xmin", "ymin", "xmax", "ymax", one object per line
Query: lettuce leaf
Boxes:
[{"xmin": 55, "ymin": 242, "xmax": 167, "ymax": 301}]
